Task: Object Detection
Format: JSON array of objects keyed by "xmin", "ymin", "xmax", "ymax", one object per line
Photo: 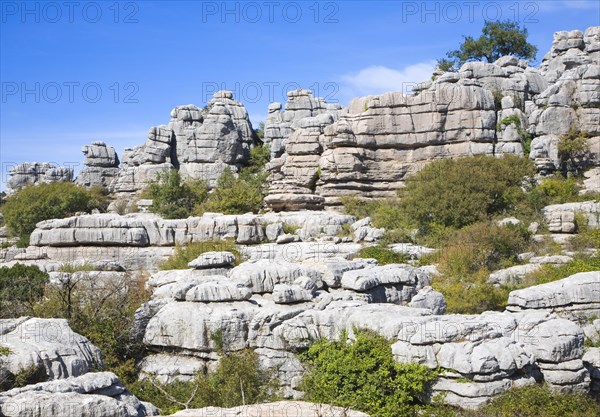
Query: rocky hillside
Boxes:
[{"xmin": 0, "ymin": 27, "xmax": 599, "ymax": 417}]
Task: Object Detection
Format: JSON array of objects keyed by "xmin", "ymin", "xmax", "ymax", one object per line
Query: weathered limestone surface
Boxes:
[
  {"xmin": 263, "ymin": 27, "xmax": 599, "ymax": 208},
  {"xmin": 506, "ymin": 271, "xmax": 600, "ymax": 321},
  {"xmin": 164, "ymin": 401, "xmax": 370, "ymax": 417},
  {"xmin": 542, "ymin": 201, "xmax": 600, "ymax": 233},
  {"xmin": 111, "ymin": 90, "xmax": 255, "ymax": 194},
  {"xmin": 0, "ymin": 372, "xmax": 159, "ymax": 417},
  {"xmin": 75, "ymin": 141, "xmax": 120, "ymax": 188},
  {"xmin": 5, "ymin": 163, "xmax": 73, "ymax": 195},
  {"xmin": 0, "ymin": 318, "xmax": 103, "ymax": 386}
]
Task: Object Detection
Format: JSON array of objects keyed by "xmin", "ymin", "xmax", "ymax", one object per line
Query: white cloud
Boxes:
[{"xmin": 340, "ymin": 61, "xmax": 437, "ymax": 100}]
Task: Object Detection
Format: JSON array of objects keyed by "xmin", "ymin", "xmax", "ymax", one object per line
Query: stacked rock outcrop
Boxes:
[
  {"xmin": 111, "ymin": 90, "xmax": 255, "ymax": 195},
  {"xmin": 5, "ymin": 163, "xmax": 73, "ymax": 195},
  {"xmin": 264, "ymin": 26, "xmax": 599, "ymax": 208},
  {"xmin": 75, "ymin": 141, "xmax": 120, "ymax": 188}
]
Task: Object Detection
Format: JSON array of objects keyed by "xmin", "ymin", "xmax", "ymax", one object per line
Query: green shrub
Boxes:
[
  {"xmin": 145, "ymin": 170, "xmax": 208, "ymax": 219},
  {"xmin": 2, "ymin": 182, "xmax": 103, "ymax": 246},
  {"xmin": 340, "ymin": 196, "xmax": 412, "ymax": 244},
  {"xmin": 195, "ymin": 167, "xmax": 267, "ymax": 215},
  {"xmin": 480, "ymin": 384, "xmax": 600, "ymax": 417},
  {"xmin": 399, "ymin": 155, "xmax": 535, "ymax": 230},
  {"xmin": 131, "ymin": 350, "xmax": 276, "ymax": 415},
  {"xmin": 0, "ymin": 264, "xmax": 49, "ymax": 318},
  {"xmin": 0, "ymin": 346, "xmax": 10, "ymax": 356},
  {"xmin": 300, "ymin": 329, "xmax": 437, "ymax": 417},
  {"xmin": 160, "ymin": 240, "xmax": 241, "ymax": 270},
  {"xmin": 354, "ymin": 246, "xmax": 409, "ymax": 265},
  {"xmin": 430, "ymin": 222, "xmax": 528, "ymax": 314}
]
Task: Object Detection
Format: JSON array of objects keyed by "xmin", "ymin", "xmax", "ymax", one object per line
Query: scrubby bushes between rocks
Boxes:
[
  {"xmin": 300, "ymin": 329, "xmax": 438, "ymax": 417},
  {"xmin": 130, "ymin": 350, "xmax": 277, "ymax": 415},
  {"xmin": 0, "ymin": 263, "xmax": 49, "ymax": 319},
  {"xmin": 1, "ymin": 182, "xmax": 108, "ymax": 247},
  {"xmin": 426, "ymin": 221, "xmax": 529, "ymax": 314},
  {"xmin": 145, "ymin": 145, "xmax": 270, "ymax": 219},
  {"xmin": 159, "ymin": 240, "xmax": 241, "ymax": 270},
  {"xmin": 354, "ymin": 246, "xmax": 409, "ymax": 265}
]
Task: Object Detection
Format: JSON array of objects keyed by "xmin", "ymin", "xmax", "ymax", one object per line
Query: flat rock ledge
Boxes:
[{"xmin": 164, "ymin": 401, "xmax": 370, "ymax": 417}]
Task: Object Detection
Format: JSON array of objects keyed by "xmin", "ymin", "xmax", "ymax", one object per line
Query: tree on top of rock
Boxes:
[{"xmin": 438, "ymin": 20, "xmax": 538, "ymax": 71}]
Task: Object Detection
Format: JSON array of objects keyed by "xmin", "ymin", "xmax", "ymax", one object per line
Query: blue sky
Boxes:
[{"xmin": 1, "ymin": 0, "xmax": 598, "ymax": 190}]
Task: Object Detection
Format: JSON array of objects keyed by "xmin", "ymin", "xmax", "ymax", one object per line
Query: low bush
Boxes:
[
  {"xmin": 430, "ymin": 222, "xmax": 528, "ymax": 314},
  {"xmin": 33, "ymin": 271, "xmax": 151, "ymax": 384},
  {"xmin": 145, "ymin": 170, "xmax": 208, "ymax": 219},
  {"xmin": 399, "ymin": 155, "xmax": 536, "ymax": 230},
  {"xmin": 159, "ymin": 240, "xmax": 241, "ymax": 270},
  {"xmin": 0, "ymin": 264, "xmax": 49, "ymax": 318},
  {"xmin": 557, "ymin": 127, "xmax": 591, "ymax": 176},
  {"xmin": 480, "ymin": 384, "xmax": 600, "ymax": 417},
  {"xmin": 300, "ymin": 329, "xmax": 437, "ymax": 417},
  {"xmin": 2, "ymin": 182, "xmax": 106, "ymax": 247},
  {"xmin": 354, "ymin": 246, "xmax": 409, "ymax": 265},
  {"xmin": 131, "ymin": 350, "xmax": 276, "ymax": 415}
]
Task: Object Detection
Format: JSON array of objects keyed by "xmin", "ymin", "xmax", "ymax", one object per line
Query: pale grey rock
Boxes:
[
  {"xmin": 0, "ymin": 318, "xmax": 102, "ymax": 384},
  {"xmin": 75, "ymin": 141, "xmax": 120, "ymax": 188},
  {"xmin": 168, "ymin": 402, "xmax": 370, "ymax": 417},
  {"xmin": 187, "ymin": 251, "xmax": 235, "ymax": 269},
  {"xmin": 581, "ymin": 167, "xmax": 600, "ymax": 194},
  {"xmin": 139, "ymin": 354, "xmax": 205, "ymax": 384},
  {"xmin": 542, "ymin": 201, "xmax": 600, "ymax": 233},
  {"xmin": 230, "ymin": 259, "xmax": 322, "ymax": 294},
  {"xmin": 303, "ymin": 257, "xmax": 375, "ymax": 288},
  {"xmin": 6, "ymin": 163, "xmax": 73, "ymax": 195},
  {"xmin": 272, "ymin": 284, "xmax": 314, "ymax": 304},
  {"xmin": 489, "ymin": 264, "xmax": 542, "ymax": 285},
  {"xmin": 507, "ymin": 271, "xmax": 600, "ymax": 319},
  {"xmin": 265, "ymin": 222, "xmax": 283, "ymax": 242},
  {"xmin": 340, "ymin": 264, "xmax": 429, "ymax": 292},
  {"xmin": 409, "ymin": 286, "xmax": 447, "ymax": 314},
  {"xmin": 0, "ymin": 372, "xmax": 158, "ymax": 417},
  {"xmin": 390, "ymin": 243, "xmax": 436, "ymax": 259}
]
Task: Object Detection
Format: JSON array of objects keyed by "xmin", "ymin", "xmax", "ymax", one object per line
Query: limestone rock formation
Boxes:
[
  {"xmin": 264, "ymin": 26, "xmax": 600, "ymax": 208},
  {"xmin": 25, "ymin": 211, "xmax": 356, "ymax": 270},
  {"xmin": 75, "ymin": 141, "xmax": 120, "ymax": 188},
  {"xmin": 112, "ymin": 90, "xmax": 255, "ymax": 195},
  {"xmin": 163, "ymin": 401, "xmax": 371, "ymax": 417},
  {"xmin": 542, "ymin": 201, "xmax": 600, "ymax": 233},
  {"xmin": 0, "ymin": 317, "xmax": 103, "ymax": 388},
  {"xmin": 0, "ymin": 372, "xmax": 159, "ymax": 417},
  {"xmin": 506, "ymin": 271, "xmax": 600, "ymax": 321},
  {"xmin": 530, "ymin": 27, "xmax": 600, "ymax": 173},
  {"xmin": 5, "ymin": 163, "xmax": 73, "ymax": 195}
]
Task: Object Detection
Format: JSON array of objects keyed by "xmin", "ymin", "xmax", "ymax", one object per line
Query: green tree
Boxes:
[
  {"xmin": 301, "ymin": 330, "xmax": 437, "ymax": 417},
  {"xmin": 444, "ymin": 20, "xmax": 537, "ymax": 67},
  {"xmin": 2, "ymin": 182, "xmax": 101, "ymax": 247},
  {"xmin": 145, "ymin": 170, "xmax": 208, "ymax": 219}
]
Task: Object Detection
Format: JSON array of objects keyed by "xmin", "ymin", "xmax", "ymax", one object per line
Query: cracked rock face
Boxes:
[
  {"xmin": 111, "ymin": 90, "xmax": 255, "ymax": 195},
  {"xmin": 5, "ymin": 163, "xmax": 73, "ymax": 195},
  {"xmin": 75, "ymin": 141, "xmax": 120, "ymax": 189},
  {"xmin": 264, "ymin": 26, "xmax": 600, "ymax": 209},
  {"xmin": 0, "ymin": 372, "xmax": 159, "ymax": 417},
  {"xmin": 0, "ymin": 317, "xmax": 103, "ymax": 389}
]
